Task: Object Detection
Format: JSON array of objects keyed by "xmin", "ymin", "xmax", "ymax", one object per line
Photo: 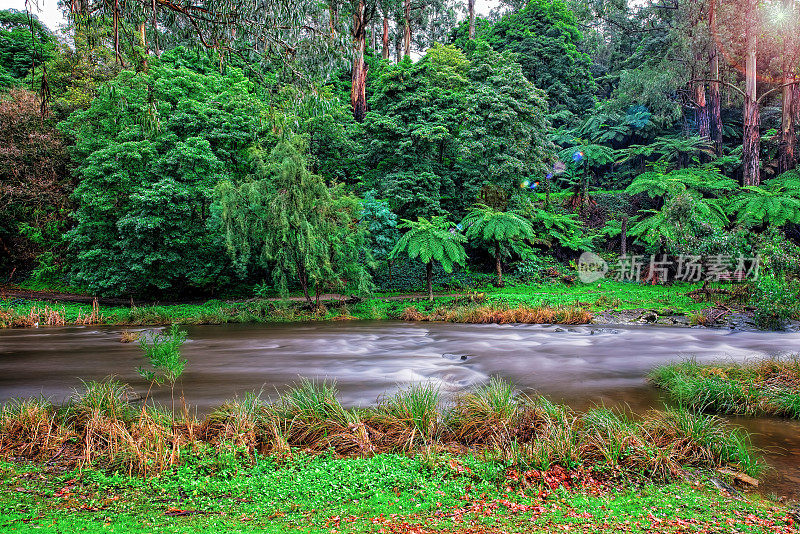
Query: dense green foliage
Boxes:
[
  {"xmin": 217, "ymin": 138, "xmax": 372, "ymax": 302},
  {"xmin": 364, "ymin": 43, "xmax": 551, "ymax": 219},
  {"xmin": 0, "ymin": 0, "xmax": 799, "ymax": 328},
  {"xmin": 60, "ymin": 49, "xmax": 266, "ymax": 297},
  {"xmin": 0, "ymin": 10, "xmax": 54, "ymax": 87},
  {"xmin": 482, "ymin": 0, "xmax": 596, "ymax": 115}
]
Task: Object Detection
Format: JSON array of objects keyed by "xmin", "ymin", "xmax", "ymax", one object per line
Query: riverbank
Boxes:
[
  {"xmin": 649, "ymin": 358, "xmax": 800, "ymax": 419},
  {"xmin": 0, "ymin": 378, "xmax": 761, "ymax": 478},
  {"xmin": 0, "ymin": 280, "xmax": 761, "ymax": 329},
  {"xmin": 2, "ymin": 378, "xmax": 794, "ymax": 533},
  {"xmin": 1, "ymin": 457, "xmax": 797, "ymax": 534}
]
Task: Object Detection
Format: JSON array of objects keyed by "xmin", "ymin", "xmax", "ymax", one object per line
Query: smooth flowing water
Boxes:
[{"xmin": 1, "ymin": 322, "xmax": 799, "ymax": 498}]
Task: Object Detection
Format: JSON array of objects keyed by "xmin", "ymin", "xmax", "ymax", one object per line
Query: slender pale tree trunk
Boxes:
[
  {"xmin": 779, "ymin": 0, "xmax": 798, "ymax": 173},
  {"xmin": 468, "ymin": 0, "xmax": 476, "ymax": 39},
  {"xmin": 395, "ymin": 31, "xmax": 402, "ymax": 63},
  {"xmin": 151, "ymin": 0, "xmax": 159, "ymax": 56},
  {"xmin": 382, "ymin": 16, "xmax": 389, "ymax": 60},
  {"xmin": 709, "ymin": 45, "xmax": 723, "ymax": 155},
  {"xmin": 779, "ymin": 74, "xmax": 798, "ymax": 173},
  {"xmin": 742, "ymin": 0, "xmax": 760, "ymax": 186},
  {"xmin": 403, "ymin": 0, "xmax": 411, "ymax": 58},
  {"xmin": 426, "ymin": 261, "xmax": 433, "ymax": 302},
  {"xmin": 695, "ymin": 82, "xmax": 710, "ymax": 140},
  {"xmin": 113, "ymin": 0, "xmax": 121, "ymax": 63},
  {"xmin": 351, "ymin": 1, "xmax": 369, "ymax": 122},
  {"xmin": 138, "ymin": 22, "xmax": 148, "ymax": 71}
]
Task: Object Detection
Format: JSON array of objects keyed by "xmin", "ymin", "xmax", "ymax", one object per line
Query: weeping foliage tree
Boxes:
[
  {"xmin": 389, "ymin": 216, "xmax": 466, "ymax": 301},
  {"xmin": 216, "ymin": 137, "xmax": 372, "ymax": 304},
  {"xmin": 461, "ymin": 204, "xmax": 535, "ymax": 287}
]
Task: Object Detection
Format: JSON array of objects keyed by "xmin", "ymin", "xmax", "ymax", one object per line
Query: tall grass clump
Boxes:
[
  {"xmin": 0, "ymin": 377, "xmax": 764, "ymax": 484},
  {"xmin": 376, "ymin": 383, "xmax": 441, "ymax": 448},
  {"xmin": 650, "ymin": 358, "xmax": 800, "ymax": 419}
]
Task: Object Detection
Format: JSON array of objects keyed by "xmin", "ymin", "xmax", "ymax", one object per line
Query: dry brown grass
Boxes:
[
  {"xmin": 119, "ymin": 330, "xmax": 141, "ymax": 343},
  {"xmin": 400, "ymin": 304, "xmax": 592, "ymax": 325},
  {"xmin": 77, "ymin": 298, "xmax": 103, "ymax": 326},
  {"xmin": 0, "ymin": 379, "xmax": 759, "ymax": 480}
]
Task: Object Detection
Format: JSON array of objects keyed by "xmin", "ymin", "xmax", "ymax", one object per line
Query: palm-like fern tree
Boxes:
[
  {"xmin": 389, "ymin": 216, "xmax": 467, "ymax": 301},
  {"xmin": 461, "ymin": 204, "xmax": 535, "ymax": 287},
  {"xmin": 728, "ymin": 185, "xmax": 800, "ymax": 228}
]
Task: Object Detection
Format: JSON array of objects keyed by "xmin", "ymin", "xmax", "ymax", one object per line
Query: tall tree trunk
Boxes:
[
  {"xmin": 709, "ymin": 46, "xmax": 723, "ymax": 155},
  {"xmin": 742, "ymin": 0, "xmax": 760, "ymax": 186},
  {"xmin": 695, "ymin": 82, "xmax": 710, "ymax": 141},
  {"xmin": 494, "ymin": 243, "xmax": 503, "ymax": 287},
  {"xmin": 351, "ymin": 1, "xmax": 369, "ymax": 122},
  {"xmin": 138, "ymin": 22, "xmax": 148, "ymax": 71},
  {"xmin": 395, "ymin": 31, "xmax": 402, "ymax": 63},
  {"xmin": 778, "ymin": 0, "xmax": 798, "ymax": 173},
  {"xmin": 151, "ymin": 0, "xmax": 159, "ymax": 56},
  {"xmin": 382, "ymin": 16, "xmax": 389, "ymax": 60},
  {"xmin": 113, "ymin": 0, "xmax": 121, "ymax": 64},
  {"xmin": 403, "ymin": 0, "xmax": 411, "ymax": 58},
  {"xmin": 620, "ymin": 216, "xmax": 628, "ymax": 256},
  {"xmin": 468, "ymin": 0, "xmax": 476, "ymax": 39},
  {"xmin": 426, "ymin": 261, "xmax": 433, "ymax": 302},
  {"xmin": 779, "ymin": 74, "xmax": 798, "ymax": 174}
]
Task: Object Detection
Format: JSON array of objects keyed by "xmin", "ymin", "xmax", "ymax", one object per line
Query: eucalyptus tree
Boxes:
[{"xmin": 389, "ymin": 216, "xmax": 466, "ymax": 301}]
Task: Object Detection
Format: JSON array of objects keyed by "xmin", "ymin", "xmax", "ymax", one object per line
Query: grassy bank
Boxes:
[
  {"xmin": 0, "ymin": 280, "xmax": 727, "ymax": 328},
  {"xmin": 649, "ymin": 358, "xmax": 800, "ymax": 419},
  {"xmin": 1, "ymin": 456, "xmax": 797, "ymax": 534},
  {"xmin": 2, "ymin": 378, "xmax": 794, "ymax": 533},
  {"xmin": 0, "ymin": 379, "xmax": 761, "ymax": 480}
]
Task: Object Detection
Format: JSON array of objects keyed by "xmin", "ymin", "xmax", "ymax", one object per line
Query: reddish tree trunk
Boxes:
[
  {"xmin": 351, "ymin": 1, "xmax": 369, "ymax": 122},
  {"xmin": 382, "ymin": 16, "xmax": 389, "ymax": 60},
  {"xmin": 151, "ymin": 0, "xmax": 159, "ymax": 56},
  {"xmin": 403, "ymin": 0, "xmax": 411, "ymax": 58}
]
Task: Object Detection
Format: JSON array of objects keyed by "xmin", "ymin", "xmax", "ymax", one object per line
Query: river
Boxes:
[{"xmin": 1, "ymin": 322, "xmax": 798, "ymax": 498}]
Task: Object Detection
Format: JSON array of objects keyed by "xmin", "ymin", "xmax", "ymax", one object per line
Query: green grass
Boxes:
[
  {"xmin": 0, "ymin": 280, "xmax": 731, "ymax": 329},
  {"xmin": 0, "ymin": 455, "xmax": 795, "ymax": 533},
  {"xmin": 649, "ymin": 358, "xmax": 800, "ymax": 419}
]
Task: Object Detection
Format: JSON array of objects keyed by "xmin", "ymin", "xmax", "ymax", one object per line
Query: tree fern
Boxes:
[
  {"xmin": 728, "ymin": 185, "xmax": 800, "ymax": 228},
  {"xmin": 625, "ymin": 162, "xmax": 738, "ymax": 200},
  {"xmin": 461, "ymin": 204, "xmax": 535, "ymax": 286},
  {"xmin": 389, "ymin": 216, "xmax": 467, "ymax": 300}
]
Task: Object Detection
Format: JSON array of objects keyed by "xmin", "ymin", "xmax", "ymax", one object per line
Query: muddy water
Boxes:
[{"xmin": 1, "ymin": 322, "xmax": 798, "ymax": 498}]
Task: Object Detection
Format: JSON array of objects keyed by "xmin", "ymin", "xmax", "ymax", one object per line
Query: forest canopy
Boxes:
[{"xmin": 0, "ymin": 0, "xmax": 798, "ymax": 321}]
